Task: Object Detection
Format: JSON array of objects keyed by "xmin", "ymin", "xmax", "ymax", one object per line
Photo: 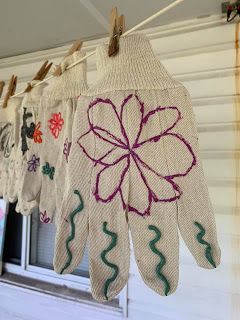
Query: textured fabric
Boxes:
[
  {"xmin": 20, "ymin": 52, "xmax": 87, "ymax": 224},
  {"xmin": 14, "ymin": 81, "xmax": 47, "ymax": 214},
  {"xmin": 0, "ymin": 97, "xmax": 23, "ymax": 199},
  {"xmin": 54, "ymin": 34, "xmax": 221, "ymax": 301},
  {"xmin": 18, "ymin": 99, "xmax": 47, "ymax": 213}
]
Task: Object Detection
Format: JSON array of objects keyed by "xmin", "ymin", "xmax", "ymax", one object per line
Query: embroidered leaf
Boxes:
[
  {"xmin": 42, "ymin": 162, "xmax": 55, "ymax": 180},
  {"xmin": 40, "ymin": 211, "xmax": 51, "ymax": 224}
]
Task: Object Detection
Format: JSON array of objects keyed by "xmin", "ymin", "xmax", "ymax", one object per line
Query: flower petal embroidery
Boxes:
[
  {"xmin": 78, "ymin": 95, "xmax": 196, "ymax": 217},
  {"xmin": 128, "ymin": 157, "xmax": 153, "ymax": 216},
  {"xmin": 88, "ymin": 98, "xmax": 128, "ymax": 148},
  {"xmin": 135, "ymin": 106, "xmax": 181, "ymax": 147},
  {"xmin": 132, "ymin": 152, "xmax": 181, "ymax": 202},
  {"xmin": 134, "ymin": 132, "xmax": 196, "ymax": 179},
  {"xmin": 120, "ymin": 94, "xmax": 144, "ymax": 146},
  {"xmin": 78, "ymin": 129, "xmax": 127, "ymax": 166},
  {"xmin": 40, "ymin": 211, "xmax": 51, "ymax": 223},
  {"xmin": 33, "ymin": 122, "xmax": 43, "ymax": 143},
  {"xmin": 27, "ymin": 154, "xmax": 40, "ymax": 172},
  {"xmin": 48, "ymin": 113, "xmax": 64, "ymax": 139},
  {"xmin": 63, "ymin": 138, "xmax": 71, "ymax": 163},
  {"xmin": 94, "ymin": 155, "xmax": 129, "ymax": 203}
]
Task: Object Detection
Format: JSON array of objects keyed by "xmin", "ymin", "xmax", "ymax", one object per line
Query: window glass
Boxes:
[
  {"xmin": 3, "ymin": 202, "xmax": 22, "ymax": 265},
  {"xmin": 30, "ymin": 209, "xmax": 89, "ymax": 277}
]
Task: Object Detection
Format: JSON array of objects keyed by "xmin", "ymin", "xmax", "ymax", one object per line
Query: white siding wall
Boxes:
[{"xmin": 0, "ymin": 15, "xmax": 239, "ymax": 320}]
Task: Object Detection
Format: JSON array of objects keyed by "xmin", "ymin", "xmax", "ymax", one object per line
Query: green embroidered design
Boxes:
[
  {"xmin": 101, "ymin": 221, "xmax": 119, "ymax": 301},
  {"xmin": 148, "ymin": 225, "xmax": 170, "ymax": 296},
  {"xmin": 194, "ymin": 221, "xmax": 216, "ymax": 268},
  {"xmin": 60, "ymin": 190, "xmax": 84, "ymax": 274},
  {"xmin": 42, "ymin": 162, "xmax": 55, "ymax": 180}
]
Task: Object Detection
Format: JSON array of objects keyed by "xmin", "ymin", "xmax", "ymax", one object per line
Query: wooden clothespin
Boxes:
[
  {"xmin": 2, "ymin": 75, "xmax": 17, "ymax": 108},
  {"xmin": 118, "ymin": 14, "xmax": 126, "ymax": 36},
  {"xmin": 108, "ymin": 7, "xmax": 120, "ymax": 57},
  {"xmin": 0, "ymin": 81, "xmax": 5, "ymax": 98},
  {"xmin": 53, "ymin": 39, "xmax": 83, "ymax": 77},
  {"xmin": 24, "ymin": 60, "xmax": 52, "ymax": 92}
]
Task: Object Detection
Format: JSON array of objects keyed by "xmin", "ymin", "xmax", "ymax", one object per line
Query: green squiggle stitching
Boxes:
[
  {"xmin": 101, "ymin": 221, "xmax": 119, "ymax": 300},
  {"xmin": 148, "ymin": 225, "xmax": 170, "ymax": 296},
  {"xmin": 60, "ymin": 190, "xmax": 84, "ymax": 274},
  {"xmin": 194, "ymin": 221, "xmax": 216, "ymax": 268}
]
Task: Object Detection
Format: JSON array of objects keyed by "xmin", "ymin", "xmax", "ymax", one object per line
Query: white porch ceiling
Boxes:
[{"xmin": 0, "ymin": 0, "xmax": 224, "ymax": 58}]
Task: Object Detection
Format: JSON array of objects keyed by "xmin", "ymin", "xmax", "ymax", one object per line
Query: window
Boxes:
[
  {"xmin": 2, "ymin": 201, "xmax": 127, "ymax": 314},
  {"xmin": 3, "ymin": 202, "xmax": 22, "ymax": 265},
  {"xmin": 29, "ymin": 209, "xmax": 89, "ymax": 277},
  {"xmin": 3, "ymin": 202, "xmax": 90, "ymax": 289}
]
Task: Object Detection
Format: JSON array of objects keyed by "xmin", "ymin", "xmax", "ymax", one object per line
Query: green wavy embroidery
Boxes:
[
  {"xmin": 101, "ymin": 221, "xmax": 119, "ymax": 300},
  {"xmin": 194, "ymin": 221, "xmax": 216, "ymax": 268},
  {"xmin": 148, "ymin": 225, "xmax": 170, "ymax": 296},
  {"xmin": 60, "ymin": 190, "xmax": 84, "ymax": 274}
]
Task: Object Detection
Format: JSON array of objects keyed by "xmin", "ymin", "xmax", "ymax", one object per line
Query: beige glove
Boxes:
[
  {"xmin": 20, "ymin": 52, "xmax": 87, "ymax": 224},
  {"xmin": 0, "ymin": 97, "xmax": 23, "ymax": 199},
  {"xmin": 54, "ymin": 34, "xmax": 221, "ymax": 301},
  {"xmin": 13, "ymin": 82, "xmax": 47, "ymax": 213}
]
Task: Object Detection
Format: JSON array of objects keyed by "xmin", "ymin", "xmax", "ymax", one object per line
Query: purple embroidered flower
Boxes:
[
  {"xmin": 27, "ymin": 154, "xmax": 40, "ymax": 172},
  {"xmin": 63, "ymin": 138, "xmax": 71, "ymax": 163},
  {"xmin": 78, "ymin": 94, "xmax": 196, "ymax": 216},
  {"xmin": 40, "ymin": 211, "xmax": 51, "ymax": 224}
]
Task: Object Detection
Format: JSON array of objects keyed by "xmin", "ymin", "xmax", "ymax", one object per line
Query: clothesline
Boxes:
[{"xmin": 0, "ymin": 0, "xmax": 185, "ymax": 104}]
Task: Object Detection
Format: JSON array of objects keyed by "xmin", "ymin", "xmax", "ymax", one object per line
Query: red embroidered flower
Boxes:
[
  {"xmin": 48, "ymin": 113, "xmax": 64, "ymax": 139},
  {"xmin": 33, "ymin": 122, "xmax": 43, "ymax": 143}
]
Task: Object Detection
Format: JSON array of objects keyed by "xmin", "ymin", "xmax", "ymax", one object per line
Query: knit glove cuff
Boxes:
[
  {"xmin": 44, "ymin": 52, "xmax": 88, "ymax": 100},
  {"xmin": 23, "ymin": 80, "xmax": 48, "ymax": 105},
  {"xmin": 86, "ymin": 34, "xmax": 181, "ymax": 96},
  {"xmin": 0, "ymin": 97, "xmax": 22, "ymax": 122}
]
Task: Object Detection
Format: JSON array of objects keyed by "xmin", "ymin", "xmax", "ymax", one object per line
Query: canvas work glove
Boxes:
[
  {"xmin": 54, "ymin": 34, "xmax": 221, "ymax": 301},
  {"xmin": 13, "ymin": 82, "xmax": 47, "ymax": 212},
  {"xmin": 20, "ymin": 52, "xmax": 87, "ymax": 223},
  {"xmin": 0, "ymin": 97, "xmax": 23, "ymax": 199}
]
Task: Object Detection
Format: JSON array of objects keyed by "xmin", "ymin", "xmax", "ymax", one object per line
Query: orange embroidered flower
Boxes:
[
  {"xmin": 33, "ymin": 122, "xmax": 43, "ymax": 143},
  {"xmin": 48, "ymin": 113, "xmax": 64, "ymax": 139}
]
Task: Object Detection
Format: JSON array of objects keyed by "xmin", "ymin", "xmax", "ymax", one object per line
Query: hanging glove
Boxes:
[
  {"xmin": 54, "ymin": 34, "xmax": 221, "ymax": 301},
  {"xmin": 20, "ymin": 52, "xmax": 87, "ymax": 224},
  {"xmin": 12, "ymin": 81, "xmax": 47, "ymax": 212},
  {"xmin": 16, "ymin": 95, "xmax": 47, "ymax": 213},
  {"xmin": 0, "ymin": 97, "xmax": 23, "ymax": 199}
]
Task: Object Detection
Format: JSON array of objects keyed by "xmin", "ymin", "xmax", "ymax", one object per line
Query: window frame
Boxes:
[{"xmin": 3, "ymin": 212, "xmax": 128, "ymax": 317}]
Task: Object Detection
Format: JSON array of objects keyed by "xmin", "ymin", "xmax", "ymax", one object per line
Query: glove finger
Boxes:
[
  {"xmin": 54, "ymin": 98, "xmax": 91, "ymax": 274},
  {"xmin": 127, "ymin": 155, "xmax": 179, "ymax": 296},
  {"xmin": 177, "ymin": 158, "xmax": 221, "ymax": 269},
  {"xmin": 7, "ymin": 153, "xmax": 19, "ymax": 202},
  {"xmin": 38, "ymin": 162, "xmax": 57, "ymax": 223},
  {"xmin": 88, "ymin": 164, "xmax": 130, "ymax": 302},
  {"xmin": 54, "ymin": 187, "xmax": 88, "ymax": 275},
  {"xmin": 157, "ymin": 88, "xmax": 221, "ymax": 269}
]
